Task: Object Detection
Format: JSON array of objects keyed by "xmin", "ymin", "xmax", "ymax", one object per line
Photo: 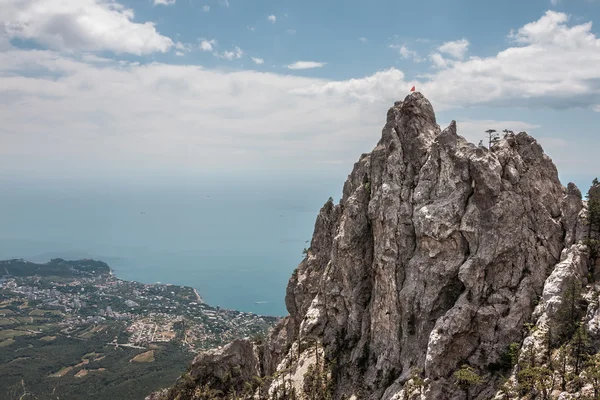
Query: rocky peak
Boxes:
[{"xmin": 152, "ymin": 93, "xmax": 590, "ymax": 400}]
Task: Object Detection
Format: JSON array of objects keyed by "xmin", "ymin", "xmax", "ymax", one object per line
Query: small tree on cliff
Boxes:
[
  {"xmin": 570, "ymin": 325, "xmax": 590, "ymax": 375},
  {"xmin": 192, "ymin": 384, "xmax": 223, "ymax": 400},
  {"xmin": 552, "ymin": 344, "xmax": 570, "ymax": 392},
  {"xmin": 585, "ymin": 353, "xmax": 600, "ymax": 399},
  {"xmin": 485, "ymin": 129, "xmax": 500, "ymax": 149},
  {"xmin": 586, "ymin": 178, "xmax": 600, "ymax": 234},
  {"xmin": 403, "ymin": 368, "xmax": 425, "ymax": 399},
  {"xmin": 554, "ymin": 279, "xmax": 584, "ymax": 345},
  {"xmin": 586, "ymin": 178, "xmax": 600, "ymax": 271},
  {"xmin": 586, "ymin": 179, "xmax": 600, "ymax": 235},
  {"xmin": 454, "ymin": 364, "xmax": 483, "ymax": 400},
  {"xmin": 517, "ymin": 366, "xmax": 553, "ymax": 399}
]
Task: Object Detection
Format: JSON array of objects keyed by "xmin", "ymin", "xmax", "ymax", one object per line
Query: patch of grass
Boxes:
[
  {"xmin": 0, "ymin": 330, "xmax": 31, "ymax": 340},
  {"xmin": 29, "ymin": 309, "xmax": 63, "ymax": 317},
  {"xmin": 0, "ymin": 324, "xmax": 193, "ymax": 400},
  {"xmin": 0, "ymin": 338, "xmax": 15, "ymax": 347},
  {"xmin": 0, "ymin": 309, "xmax": 15, "ymax": 315},
  {"xmin": 131, "ymin": 350, "xmax": 155, "ymax": 363},
  {"xmin": 50, "ymin": 366, "xmax": 73, "ymax": 378},
  {"xmin": 74, "ymin": 369, "xmax": 88, "ymax": 378},
  {"xmin": 77, "ymin": 324, "xmax": 105, "ymax": 339},
  {"xmin": 8, "ymin": 357, "xmax": 31, "ymax": 364},
  {"xmin": 14, "ymin": 325, "xmax": 46, "ymax": 332},
  {"xmin": 40, "ymin": 336, "xmax": 57, "ymax": 342},
  {"xmin": 0, "ymin": 317, "xmax": 16, "ymax": 326},
  {"xmin": 74, "ymin": 359, "xmax": 90, "ymax": 368}
]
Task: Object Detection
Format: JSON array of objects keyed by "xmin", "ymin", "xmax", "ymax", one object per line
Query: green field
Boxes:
[
  {"xmin": 0, "ymin": 323, "xmax": 194, "ymax": 400},
  {"xmin": 0, "ymin": 317, "xmax": 16, "ymax": 326},
  {"xmin": 29, "ymin": 309, "xmax": 63, "ymax": 317},
  {"xmin": 0, "ymin": 339, "xmax": 15, "ymax": 347},
  {"xmin": 0, "ymin": 330, "xmax": 31, "ymax": 340},
  {"xmin": 131, "ymin": 350, "xmax": 155, "ymax": 363}
]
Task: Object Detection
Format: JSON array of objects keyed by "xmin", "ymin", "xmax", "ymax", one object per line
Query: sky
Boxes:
[{"xmin": 1, "ymin": 0, "xmax": 600, "ymax": 192}]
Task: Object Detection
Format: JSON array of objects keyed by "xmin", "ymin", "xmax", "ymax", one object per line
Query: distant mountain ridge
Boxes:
[{"xmin": 0, "ymin": 258, "xmax": 112, "ymax": 278}]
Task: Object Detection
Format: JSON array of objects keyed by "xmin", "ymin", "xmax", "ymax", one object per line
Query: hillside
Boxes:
[
  {"xmin": 0, "ymin": 259, "xmax": 277, "ymax": 400},
  {"xmin": 0, "ymin": 258, "xmax": 111, "ymax": 278}
]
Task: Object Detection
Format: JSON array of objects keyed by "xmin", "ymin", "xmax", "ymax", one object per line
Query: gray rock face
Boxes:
[
  {"xmin": 279, "ymin": 93, "xmax": 582, "ymax": 399},
  {"xmin": 159, "ymin": 93, "xmax": 585, "ymax": 400},
  {"xmin": 190, "ymin": 340, "xmax": 261, "ymax": 394},
  {"xmin": 146, "ymin": 340, "xmax": 263, "ymax": 400}
]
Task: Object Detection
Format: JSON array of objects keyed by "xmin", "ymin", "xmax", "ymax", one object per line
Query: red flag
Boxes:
[{"xmin": 410, "ymin": 86, "xmax": 416, "ymax": 92}]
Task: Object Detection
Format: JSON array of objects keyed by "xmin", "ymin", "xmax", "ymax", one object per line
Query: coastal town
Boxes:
[{"xmin": 0, "ymin": 258, "xmax": 278, "ymax": 352}]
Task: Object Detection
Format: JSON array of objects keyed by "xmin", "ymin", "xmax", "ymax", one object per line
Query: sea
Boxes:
[{"xmin": 0, "ymin": 175, "xmax": 344, "ymax": 316}]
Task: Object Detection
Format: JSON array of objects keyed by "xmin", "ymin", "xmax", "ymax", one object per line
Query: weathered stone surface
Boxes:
[
  {"xmin": 279, "ymin": 93, "xmax": 581, "ymax": 399},
  {"xmin": 154, "ymin": 93, "xmax": 588, "ymax": 400},
  {"xmin": 145, "ymin": 339, "xmax": 263, "ymax": 400},
  {"xmin": 189, "ymin": 339, "xmax": 261, "ymax": 385},
  {"xmin": 490, "ymin": 243, "xmax": 590, "ymax": 399}
]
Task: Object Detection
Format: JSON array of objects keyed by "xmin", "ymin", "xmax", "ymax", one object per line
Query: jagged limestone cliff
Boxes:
[{"xmin": 150, "ymin": 93, "xmax": 596, "ymax": 400}]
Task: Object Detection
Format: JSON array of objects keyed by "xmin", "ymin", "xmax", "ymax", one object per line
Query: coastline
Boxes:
[
  {"xmin": 193, "ymin": 288, "xmax": 204, "ymax": 303},
  {"xmin": 4, "ymin": 257, "xmax": 285, "ymax": 316}
]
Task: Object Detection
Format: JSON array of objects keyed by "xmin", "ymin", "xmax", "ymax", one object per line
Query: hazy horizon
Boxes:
[{"xmin": 0, "ymin": 176, "xmax": 348, "ymax": 316}]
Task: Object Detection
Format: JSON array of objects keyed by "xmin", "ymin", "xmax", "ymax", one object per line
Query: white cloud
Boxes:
[
  {"xmin": 247, "ymin": 26, "xmax": 256, "ymax": 32},
  {"xmin": 438, "ymin": 39, "xmax": 470, "ymax": 59},
  {"xmin": 390, "ymin": 44, "xmax": 423, "ymax": 62},
  {"xmin": 399, "ymin": 45, "xmax": 414, "ymax": 59},
  {"xmin": 215, "ymin": 46, "xmax": 243, "ymax": 60},
  {"xmin": 295, "ymin": 11, "xmax": 600, "ymax": 111},
  {"xmin": 508, "ymin": 10, "xmax": 584, "ymax": 47},
  {"xmin": 252, "ymin": 57, "xmax": 264, "ymax": 65},
  {"xmin": 220, "ymin": 0, "xmax": 229, "ymax": 7},
  {"xmin": 292, "ymin": 68, "xmax": 406, "ymax": 102},
  {"xmin": 154, "ymin": 0, "xmax": 176, "ymax": 5},
  {"xmin": 286, "ymin": 29, "xmax": 297, "ymax": 35},
  {"xmin": 2, "ymin": 10, "xmax": 600, "ymax": 181},
  {"xmin": 202, "ymin": 5, "xmax": 210, "ymax": 12},
  {"xmin": 175, "ymin": 51, "xmax": 184, "ymax": 56},
  {"xmin": 359, "ymin": 37, "xmax": 368, "ymax": 43},
  {"xmin": 0, "ymin": 46, "xmax": 381, "ymax": 179},
  {"xmin": 429, "ymin": 53, "xmax": 448, "ymax": 68},
  {"xmin": 551, "ymin": 0, "xmax": 560, "ymax": 5},
  {"xmin": 0, "ymin": 0, "xmax": 174, "ymax": 55},
  {"xmin": 199, "ymin": 39, "xmax": 216, "ymax": 52},
  {"xmin": 268, "ymin": 15, "xmax": 277, "ymax": 23},
  {"xmin": 175, "ymin": 42, "xmax": 191, "ymax": 52},
  {"xmin": 287, "ymin": 61, "xmax": 326, "ymax": 70}
]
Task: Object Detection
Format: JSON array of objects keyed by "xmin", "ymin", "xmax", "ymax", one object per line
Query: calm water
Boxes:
[{"xmin": 0, "ymin": 177, "xmax": 341, "ymax": 316}]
